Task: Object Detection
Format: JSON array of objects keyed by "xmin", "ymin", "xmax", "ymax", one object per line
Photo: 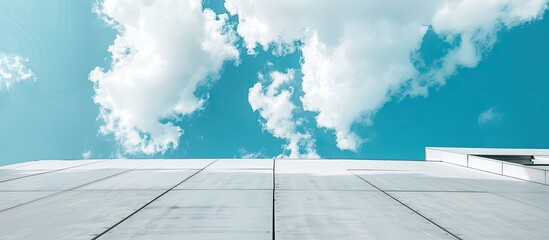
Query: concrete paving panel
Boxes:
[
  {"xmin": 176, "ymin": 169, "xmax": 272, "ymax": 190},
  {"xmin": 495, "ymin": 192, "xmax": 549, "ymax": 211},
  {"xmin": 354, "ymin": 169, "xmax": 491, "ymax": 192},
  {"xmin": 0, "ymin": 190, "xmax": 163, "ymax": 240},
  {"xmin": 0, "ymin": 191, "xmax": 57, "ymax": 211},
  {"xmin": 391, "ymin": 192, "xmax": 549, "ymax": 240},
  {"xmin": 0, "ymin": 169, "xmax": 125, "ymax": 191},
  {"xmin": 353, "ymin": 164, "xmax": 549, "ymax": 193},
  {"xmin": 73, "ymin": 160, "xmax": 158, "ymax": 170},
  {"xmin": 0, "ymin": 170, "xmax": 37, "ymax": 182},
  {"xmin": 208, "ymin": 159, "xmax": 273, "ymax": 169},
  {"xmin": 0, "ymin": 161, "xmax": 47, "ymax": 170},
  {"xmin": 0, "ymin": 160, "xmax": 104, "ymax": 182},
  {"xmin": 137, "ymin": 159, "xmax": 215, "ymax": 169},
  {"xmin": 340, "ymin": 160, "xmax": 444, "ymax": 171},
  {"xmin": 9, "ymin": 160, "xmax": 103, "ymax": 170},
  {"xmin": 276, "ymin": 160, "xmax": 371, "ymax": 173},
  {"xmin": 79, "ymin": 169, "xmax": 198, "ymax": 190},
  {"xmin": 276, "ymin": 171, "xmax": 376, "ymax": 191},
  {"xmin": 275, "ymin": 190, "xmax": 455, "ymax": 240},
  {"xmin": 100, "ymin": 190, "xmax": 272, "ymax": 240}
]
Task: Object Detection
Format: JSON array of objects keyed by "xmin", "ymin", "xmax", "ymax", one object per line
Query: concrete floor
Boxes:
[{"xmin": 1, "ymin": 158, "xmax": 549, "ymax": 239}]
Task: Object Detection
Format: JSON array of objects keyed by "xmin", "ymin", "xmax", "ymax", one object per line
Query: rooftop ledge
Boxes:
[{"xmin": 1, "ymin": 147, "xmax": 549, "ymax": 239}]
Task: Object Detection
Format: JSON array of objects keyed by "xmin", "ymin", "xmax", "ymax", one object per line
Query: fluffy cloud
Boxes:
[
  {"xmin": 237, "ymin": 147, "xmax": 265, "ymax": 159},
  {"xmin": 478, "ymin": 107, "xmax": 502, "ymax": 126},
  {"xmin": 248, "ymin": 69, "xmax": 319, "ymax": 158},
  {"xmin": 0, "ymin": 52, "xmax": 36, "ymax": 91},
  {"xmin": 90, "ymin": 0, "xmax": 238, "ymax": 155},
  {"xmin": 412, "ymin": 0, "xmax": 548, "ymax": 95},
  {"xmin": 226, "ymin": 0, "xmax": 547, "ymax": 151}
]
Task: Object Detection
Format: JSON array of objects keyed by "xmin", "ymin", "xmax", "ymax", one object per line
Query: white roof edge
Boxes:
[{"xmin": 426, "ymin": 147, "xmax": 549, "ymax": 156}]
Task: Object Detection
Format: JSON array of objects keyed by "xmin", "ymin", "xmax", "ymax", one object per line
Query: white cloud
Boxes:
[
  {"xmin": 90, "ymin": 0, "xmax": 238, "ymax": 155},
  {"xmin": 226, "ymin": 0, "xmax": 547, "ymax": 151},
  {"xmin": 237, "ymin": 147, "xmax": 264, "ymax": 159},
  {"xmin": 0, "ymin": 52, "xmax": 36, "ymax": 91},
  {"xmin": 248, "ymin": 69, "xmax": 319, "ymax": 158},
  {"xmin": 478, "ymin": 107, "xmax": 502, "ymax": 126},
  {"xmin": 82, "ymin": 150, "xmax": 92, "ymax": 159},
  {"xmin": 412, "ymin": 0, "xmax": 548, "ymax": 95}
]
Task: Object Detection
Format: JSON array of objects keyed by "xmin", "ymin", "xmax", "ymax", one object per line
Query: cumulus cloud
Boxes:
[
  {"xmin": 237, "ymin": 147, "xmax": 265, "ymax": 159},
  {"xmin": 0, "ymin": 52, "xmax": 36, "ymax": 91},
  {"xmin": 478, "ymin": 107, "xmax": 502, "ymax": 126},
  {"xmin": 248, "ymin": 69, "xmax": 319, "ymax": 158},
  {"xmin": 412, "ymin": 0, "xmax": 548, "ymax": 95},
  {"xmin": 90, "ymin": 0, "xmax": 238, "ymax": 155},
  {"xmin": 226, "ymin": 0, "xmax": 547, "ymax": 151}
]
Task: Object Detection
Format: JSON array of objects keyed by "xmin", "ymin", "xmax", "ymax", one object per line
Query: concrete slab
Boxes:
[
  {"xmin": 0, "ymin": 190, "xmax": 163, "ymax": 240},
  {"xmin": 137, "ymin": 159, "xmax": 215, "ymax": 170},
  {"xmin": 100, "ymin": 190, "xmax": 272, "ymax": 240},
  {"xmin": 0, "ymin": 169, "xmax": 125, "ymax": 191},
  {"xmin": 0, "ymin": 161, "xmax": 47, "ymax": 170},
  {"xmin": 352, "ymin": 164, "xmax": 549, "ymax": 193},
  {"xmin": 7, "ymin": 160, "xmax": 103, "ymax": 170},
  {"xmin": 275, "ymin": 190, "xmax": 455, "ymax": 239},
  {"xmin": 2, "ymin": 156, "xmax": 549, "ymax": 239},
  {"xmin": 495, "ymin": 192, "xmax": 549, "ymax": 211},
  {"xmin": 177, "ymin": 169, "xmax": 272, "ymax": 190},
  {"xmin": 0, "ymin": 170, "xmax": 37, "ymax": 182},
  {"xmin": 0, "ymin": 160, "xmax": 104, "ymax": 182},
  {"xmin": 209, "ymin": 159, "xmax": 273, "ymax": 169},
  {"xmin": 0, "ymin": 191, "xmax": 57, "ymax": 211},
  {"xmin": 79, "ymin": 170, "xmax": 198, "ymax": 190},
  {"xmin": 391, "ymin": 192, "xmax": 549, "ymax": 240},
  {"xmin": 276, "ymin": 171, "xmax": 375, "ymax": 191}
]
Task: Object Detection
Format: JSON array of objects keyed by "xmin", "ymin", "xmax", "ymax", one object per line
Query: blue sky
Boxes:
[{"xmin": 0, "ymin": 0, "xmax": 548, "ymax": 165}]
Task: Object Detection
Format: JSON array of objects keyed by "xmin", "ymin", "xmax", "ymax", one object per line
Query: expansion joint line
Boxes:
[
  {"xmin": 0, "ymin": 160, "xmax": 106, "ymax": 184},
  {"xmin": 0, "ymin": 160, "xmax": 153, "ymax": 213},
  {"xmin": 272, "ymin": 158, "xmax": 276, "ymax": 240},
  {"xmin": 352, "ymin": 173, "xmax": 463, "ymax": 240},
  {"xmin": 91, "ymin": 159, "xmax": 219, "ymax": 240}
]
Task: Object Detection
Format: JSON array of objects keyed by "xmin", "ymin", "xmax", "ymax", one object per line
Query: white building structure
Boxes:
[{"xmin": 1, "ymin": 147, "xmax": 549, "ymax": 239}]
